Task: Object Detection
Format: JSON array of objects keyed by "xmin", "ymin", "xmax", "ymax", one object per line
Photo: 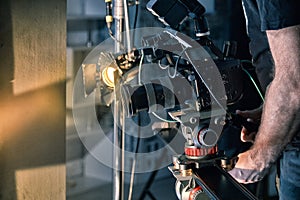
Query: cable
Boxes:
[
  {"xmin": 131, "ymin": 0, "xmax": 139, "ymax": 44},
  {"xmin": 108, "ymin": 28, "xmax": 126, "ymax": 51},
  {"xmin": 241, "ymin": 64, "xmax": 265, "ymax": 102},
  {"xmin": 138, "ymin": 49, "xmax": 144, "ymax": 85},
  {"xmin": 241, "ymin": 59, "xmax": 252, "ymax": 64},
  {"xmin": 168, "ymin": 46, "xmax": 188, "ymax": 78},
  {"xmin": 158, "ymin": 60, "xmax": 170, "ymax": 70},
  {"xmin": 133, "ymin": 1, "xmax": 139, "ymax": 29},
  {"xmin": 128, "ymin": 113, "xmax": 141, "ymax": 200},
  {"xmin": 128, "ymin": 160, "xmax": 136, "ymax": 200},
  {"xmin": 152, "ymin": 112, "xmax": 178, "ymax": 123},
  {"xmin": 105, "ymin": 0, "xmax": 124, "ymax": 49},
  {"xmin": 121, "ymin": 101, "xmax": 126, "ymax": 200},
  {"xmin": 123, "ymin": 0, "xmax": 132, "ymax": 51},
  {"xmin": 242, "ymin": 68, "xmax": 263, "ymax": 100}
]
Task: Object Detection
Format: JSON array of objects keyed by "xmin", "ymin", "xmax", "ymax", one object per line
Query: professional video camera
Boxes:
[
  {"xmin": 144, "ymin": 2, "xmax": 263, "ymax": 199},
  {"xmin": 80, "ymin": 0, "xmax": 263, "ymax": 199}
]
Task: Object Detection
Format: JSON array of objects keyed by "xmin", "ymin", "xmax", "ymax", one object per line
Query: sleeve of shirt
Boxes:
[{"xmin": 257, "ymin": 0, "xmax": 300, "ymax": 31}]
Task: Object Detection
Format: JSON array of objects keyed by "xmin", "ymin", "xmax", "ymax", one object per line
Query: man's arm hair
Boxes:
[{"xmin": 247, "ymin": 25, "xmax": 300, "ymax": 171}]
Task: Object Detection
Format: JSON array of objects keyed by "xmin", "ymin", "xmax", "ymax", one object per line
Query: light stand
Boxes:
[
  {"xmin": 112, "ymin": 0, "xmax": 132, "ymax": 199},
  {"xmin": 112, "ymin": 1, "xmax": 123, "ymax": 200}
]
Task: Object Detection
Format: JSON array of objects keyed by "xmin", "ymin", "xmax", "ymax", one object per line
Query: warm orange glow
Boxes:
[
  {"xmin": 102, "ymin": 66, "xmax": 116, "ymax": 88},
  {"xmin": 0, "ymin": 83, "xmax": 64, "ymax": 145}
]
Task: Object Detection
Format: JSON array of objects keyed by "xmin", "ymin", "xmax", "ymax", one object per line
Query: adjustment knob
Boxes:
[{"xmin": 198, "ymin": 127, "xmax": 218, "ymax": 147}]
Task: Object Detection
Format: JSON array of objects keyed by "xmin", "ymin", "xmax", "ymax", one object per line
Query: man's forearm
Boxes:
[{"xmin": 248, "ymin": 25, "xmax": 300, "ymax": 171}]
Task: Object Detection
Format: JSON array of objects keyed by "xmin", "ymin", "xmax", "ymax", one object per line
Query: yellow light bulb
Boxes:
[{"xmin": 102, "ymin": 66, "xmax": 116, "ymax": 88}]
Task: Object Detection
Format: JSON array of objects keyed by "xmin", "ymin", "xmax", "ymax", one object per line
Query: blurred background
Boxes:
[{"xmin": 1, "ymin": 0, "xmax": 275, "ymax": 199}]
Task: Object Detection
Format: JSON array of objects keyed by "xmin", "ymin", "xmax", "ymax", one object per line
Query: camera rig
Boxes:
[
  {"xmin": 81, "ymin": 0, "xmax": 263, "ymax": 199},
  {"xmin": 92, "ymin": 28, "xmax": 261, "ymax": 199}
]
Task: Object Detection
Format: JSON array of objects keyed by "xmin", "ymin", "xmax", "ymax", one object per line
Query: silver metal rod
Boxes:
[
  {"xmin": 123, "ymin": 0, "xmax": 132, "ymax": 51},
  {"xmin": 128, "ymin": 159, "xmax": 136, "ymax": 200},
  {"xmin": 115, "ymin": 19, "xmax": 123, "ymax": 52},
  {"xmin": 114, "ymin": 0, "xmax": 124, "ymax": 53},
  {"xmin": 113, "ymin": 1, "xmax": 124, "ymax": 200},
  {"xmin": 121, "ymin": 103, "xmax": 126, "ymax": 200},
  {"xmin": 113, "ymin": 99, "xmax": 121, "ymax": 200}
]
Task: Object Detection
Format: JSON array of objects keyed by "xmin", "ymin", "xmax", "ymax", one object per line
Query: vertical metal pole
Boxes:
[
  {"xmin": 114, "ymin": 0, "xmax": 124, "ymax": 52},
  {"xmin": 113, "ymin": 0, "xmax": 133, "ymax": 199},
  {"xmin": 121, "ymin": 103, "xmax": 126, "ymax": 200},
  {"xmin": 113, "ymin": 99, "xmax": 121, "ymax": 200},
  {"xmin": 113, "ymin": 1, "xmax": 124, "ymax": 200},
  {"xmin": 123, "ymin": 0, "xmax": 132, "ymax": 51}
]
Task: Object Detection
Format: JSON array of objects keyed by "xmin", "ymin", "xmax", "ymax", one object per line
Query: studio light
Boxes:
[
  {"xmin": 99, "ymin": 52, "xmax": 123, "ymax": 89},
  {"xmin": 102, "ymin": 65, "xmax": 117, "ymax": 88}
]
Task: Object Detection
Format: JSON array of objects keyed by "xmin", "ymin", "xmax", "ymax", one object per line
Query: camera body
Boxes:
[
  {"xmin": 116, "ymin": 28, "xmax": 261, "ymax": 158},
  {"xmin": 80, "ymin": 1, "xmax": 262, "ymax": 198},
  {"xmin": 112, "ymin": 29, "xmax": 261, "ymax": 199}
]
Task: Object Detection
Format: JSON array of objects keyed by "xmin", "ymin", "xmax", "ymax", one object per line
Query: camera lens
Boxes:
[{"xmin": 121, "ymin": 81, "xmax": 177, "ymax": 117}]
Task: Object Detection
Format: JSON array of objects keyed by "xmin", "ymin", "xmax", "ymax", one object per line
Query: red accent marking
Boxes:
[
  {"xmin": 189, "ymin": 186, "xmax": 202, "ymax": 200},
  {"xmin": 185, "ymin": 146, "xmax": 217, "ymax": 157}
]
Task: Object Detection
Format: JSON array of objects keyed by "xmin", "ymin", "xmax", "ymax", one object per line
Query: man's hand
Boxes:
[
  {"xmin": 236, "ymin": 106, "xmax": 262, "ymax": 123},
  {"xmin": 229, "ymin": 105, "xmax": 270, "ymax": 184},
  {"xmin": 228, "ymin": 150, "xmax": 269, "ymax": 184},
  {"xmin": 236, "ymin": 105, "xmax": 262, "ymax": 143},
  {"xmin": 230, "ymin": 24, "xmax": 300, "ymax": 187}
]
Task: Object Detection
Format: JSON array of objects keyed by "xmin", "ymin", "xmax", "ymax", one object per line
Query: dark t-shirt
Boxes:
[{"xmin": 256, "ymin": 0, "xmax": 300, "ymax": 31}]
